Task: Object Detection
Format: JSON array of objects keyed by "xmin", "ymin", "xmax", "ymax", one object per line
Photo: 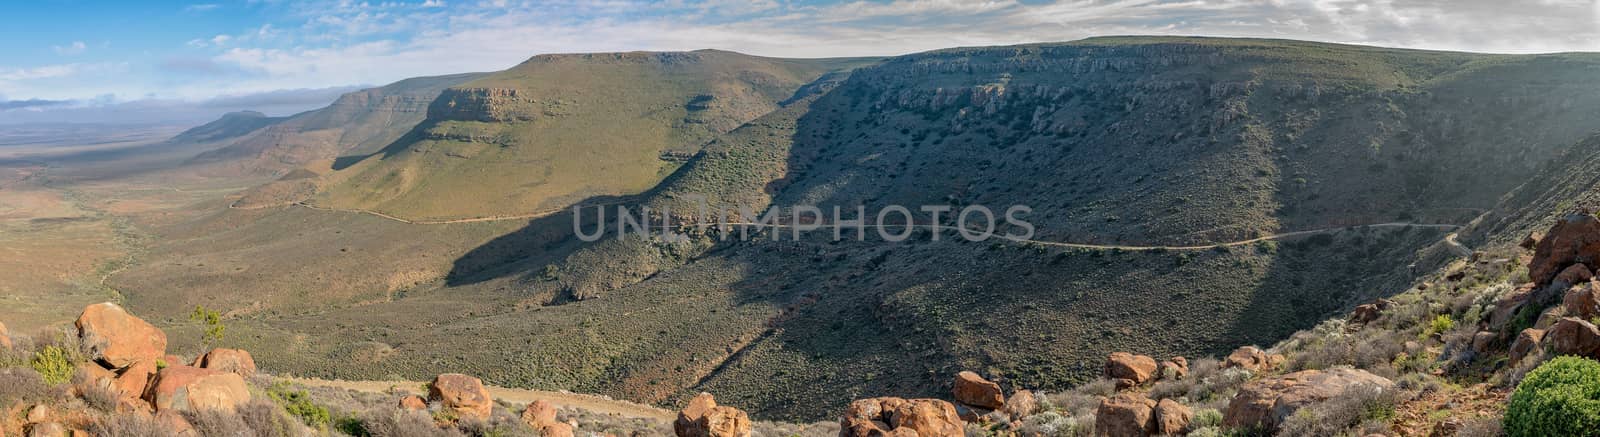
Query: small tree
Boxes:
[
  {"xmin": 1504, "ymin": 356, "xmax": 1600, "ymax": 436},
  {"xmin": 190, "ymin": 305, "xmax": 225, "ymax": 348}
]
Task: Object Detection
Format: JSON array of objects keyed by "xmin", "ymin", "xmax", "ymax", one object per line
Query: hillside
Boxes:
[
  {"xmin": 307, "ymin": 50, "xmax": 872, "ymax": 220},
  {"xmin": 98, "ymin": 37, "xmax": 1600, "ymax": 423},
  {"xmin": 186, "ymin": 73, "xmax": 487, "ymax": 178}
]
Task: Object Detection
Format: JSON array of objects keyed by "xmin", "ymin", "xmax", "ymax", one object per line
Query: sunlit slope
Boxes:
[{"xmin": 312, "ymin": 50, "xmax": 872, "ymax": 220}]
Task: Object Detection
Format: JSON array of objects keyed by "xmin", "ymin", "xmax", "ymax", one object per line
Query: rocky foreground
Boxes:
[{"xmin": 7, "ymin": 213, "xmax": 1600, "ymax": 436}]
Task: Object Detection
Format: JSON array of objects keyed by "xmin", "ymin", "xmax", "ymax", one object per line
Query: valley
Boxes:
[{"xmin": 5, "ymin": 35, "xmax": 1600, "ymax": 437}]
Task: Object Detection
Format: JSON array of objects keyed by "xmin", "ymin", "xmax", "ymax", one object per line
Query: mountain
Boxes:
[
  {"xmin": 102, "ymin": 38, "xmax": 1600, "ymax": 422},
  {"xmin": 307, "ymin": 50, "xmax": 873, "ymax": 221},
  {"xmin": 185, "ymin": 72, "xmax": 488, "ymax": 177}
]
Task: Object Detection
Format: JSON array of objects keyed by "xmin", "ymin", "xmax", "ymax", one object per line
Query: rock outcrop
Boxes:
[
  {"xmin": 674, "ymin": 393, "xmax": 752, "ymax": 437},
  {"xmin": 429, "ymin": 374, "xmax": 494, "ymax": 420},
  {"xmin": 1095, "ymin": 393, "xmax": 1156, "ymax": 437},
  {"xmin": 1153, "ymin": 399, "xmax": 1192, "ymax": 436},
  {"xmin": 76, "ymin": 303, "xmax": 167, "ymax": 369},
  {"xmin": 1105, "ymin": 352, "xmax": 1159, "ymax": 388},
  {"xmin": 1222, "ymin": 368, "xmax": 1393, "ymax": 433},
  {"xmin": 193, "ymin": 348, "xmax": 257, "ymax": 377},
  {"xmin": 840, "ymin": 397, "xmax": 964, "ymax": 437},
  {"xmin": 1509, "ymin": 328, "xmax": 1545, "ymax": 363},
  {"xmin": 398, "ymin": 395, "xmax": 427, "ymax": 411},
  {"xmin": 522, "ymin": 400, "xmax": 575, "ymax": 437},
  {"xmin": 144, "ymin": 365, "xmax": 251, "ymax": 413},
  {"xmin": 1347, "ymin": 298, "xmax": 1394, "ymax": 325},
  {"xmin": 1003, "ymin": 390, "xmax": 1038, "ymax": 418},
  {"xmin": 1222, "ymin": 346, "xmax": 1282, "ymax": 372},
  {"xmin": 1157, "ymin": 357, "xmax": 1189, "ymax": 380},
  {"xmin": 1528, "ymin": 212, "xmax": 1600, "ymax": 286},
  {"xmin": 1565, "ymin": 281, "xmax": 1600, "ymax": 320},
  {"xmin": 0, "ymin": 321, "xmax": 11, "ymax": 350},
  {"xmin": 952, "ymin": 371, "xmax": 1005, "ymax": 409},
  {"xmin": 1546, "ymin": 317, "xmax": 1600, "ymax": 358}
]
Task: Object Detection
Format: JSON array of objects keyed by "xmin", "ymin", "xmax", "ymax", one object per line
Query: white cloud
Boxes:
[
  {"xmin": 52, "ymin": 41, "xmax": 87, "ymax": 56},
  {"xmin": 185, "ymin": 3, "xmax": 222, "ymax": 12}
]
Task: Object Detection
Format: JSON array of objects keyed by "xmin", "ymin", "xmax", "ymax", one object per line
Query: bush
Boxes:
[
  {"xmin": 31, "ymin": 346, "xmax": 75, "ymax": 385},
  {"xmin": 1277, "ymin": 383, "xmax": 1399, "ymax": 437},
  {"xmin": 0, "ymin": 367, "xmax": 52, "ymax": 406},
  {"xmin": 266, "ymin": 381, "xmax": 333, "ymax": 427},
  {"xmin": 1503, "ymin": 356, "xmax": 1600, "ymax": 437}
]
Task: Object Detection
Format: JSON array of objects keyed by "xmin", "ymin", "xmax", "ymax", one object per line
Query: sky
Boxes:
[{"xmin": 2, "ymin": 0, "xmax": 1598, "ymax": 124}]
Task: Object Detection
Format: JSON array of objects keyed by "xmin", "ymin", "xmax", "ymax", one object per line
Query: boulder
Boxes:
[
  {"xmin": 1105, "ymin": 352, "xmax": 1159, "ymax": 387},
  {"xmin": 1157, "ymin": 357, "xmax": 1189, "ymax": 380},
  {"xmin": 155, "ymin": 410, "xmax": 198, "ymax": 436},
  {"xmin": 840, "ymin": 397, "xmax": 962, "ymax": 437},
  {"xmin": 1528, "ymin": 213, "xmax": 1600, "ymax": 286},
  {"xmin": 398, "ymin": 395, "xmax": 427, "ymax": 411},
  {"xmin": 1222, "ymin": 346, "xmax": 1280, "ymax": 372},
  {"xmin": 1470, "ymin": 331, "xmax": 1498, "ymax": 355},
  {"xmin": 0, "ymin": 321, "xmax": 11, "ymax": 350},
  {"xmin": 1223, "ymin": 368, "xmax": 1394, "ymax": 433},
  {"xmin": 144, "ymin": 365, "xmax": 251, "ymax": 413},
  {"xmin": 1487, "ymin": 284, "xmax": 1536, "ymax": 331},
  {"xmin": 1521, "ymin": 231, "xmax": 1544, "ymax": 250},
  {"xmin": 1153, "ymin": 399, "xmax": 1192, "ymax": 436},
  {"xmin": 952, "ymin": 371, "xmax": 1005, "ymax": 409},
  {"xmin": 524, "ymin": 400, "xmax": 572, "ymax": 437},
  {"xmin": 523, "ymin": 399, "xmax": 558, "ymax": 427},
  {"xmin": 1547, "ymin": 317, "xmax": 1600, "ymax": 358},
  {"xmin": 76, "ymin": 302, "xmax": 167, "ymax": 369},
  {"xmin": 1565, "ymin": 282, "xmax": 1600, "ymax": 320},
  {"xmin": 1003, "ymin": 390, "xmax": 1038, "ymax": 418},
  {"xmin": 1557, "ymin": 264, "xmax": 1596, "ymax": 285},
  {"xmin": 886, "ymin": 399, "xmax": 963, "ymax": 437},
  {"xmin": 674, "ymin": 393, "xmax": 751, "ymax": 437},
  {"xmin": 1095, "ymin": 393, "xmax": 1156, "ymax": 437},
  {"xmin": 1510, "ymin": 329, "xmax": 1545, "ymax": 363},
  {"xmin": 1347, "ymin": 299, "xmax": 1394, "ymax": 325},
  {"xmin": 428, "ymin": 373, "xmax": 494, "ymax": 420},
  {"xmin": 112, "ymin": 360, "xmax": 157, "ymax": 405},
  {"xmin": 194, "ymin": 348, "xmax": 257, "ymax": 377}
]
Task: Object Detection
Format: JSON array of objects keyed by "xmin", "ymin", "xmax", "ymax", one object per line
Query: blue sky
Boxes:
[{"xmin": 3, "ymin": 0, "xmax": 1599, "ymax": 124}]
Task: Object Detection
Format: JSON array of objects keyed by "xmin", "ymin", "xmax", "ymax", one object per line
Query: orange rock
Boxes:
[
  {"xmin": 1222, "ymin": 346, "xmax": 1278, "ymax": 372},
  {"xmin": 1509, "ymin": 328, "xmax": 1545, "ymax": 363},
  {"xmin": 1521, "ymin": 231, "xmax": 1544, "ymax": 250},
  {"xmin": 1223, "ymin": 368, "xmax": 1393, "ymax": 433},
  {"xmin": 194, "ymin": 349, "xmax": 257, "ymax": 377},
  {"xmin": 952, "ymin": 371, "xmax": 1005, "ymax": 409},
  {"xmin": 155, "ymin": 410, "xmax": 197, "ymax": 436},
  {"xmin": 1556, "ymin": 264, "xmax": 1596, "ymax": 285},
  {"xmin": 538, "ymin": 421, "xmax": 575, "ymax": 437},
  {"xmin": 1157, "ymin": 357, "xmax": 1189, "ymax": 380},
  {"xmin": 428, "ymin": 373, "xmax": 493, "ymax": 420},
  {"xmin": 1153, "ymin": 399, "xmax": 1192, "ymax": 436},
  {"xmin": 1547, "ymin": 317, "xmax": 1600, "ymax": 358},
  {"xmin": 1528, "ymin": 213, "xmax": 1600, "ymax": 286},
  {"xmin": 1003, "ymin": 390, "xmax": 1038, "ymax": 417},
  {"xmin": 112, "ymin": 360, "xmax": 157, "ymax": 405},
  {"xmin": 522, "ymin": 399, "xmax": 558, "ymax": 427},
  {"xmin": 144, "ymin": 365, "xmax": 250, "ymax": 413},
  {"xmin": 1348, "ymin": 298, "xmax": 1394, "ymax": 325},
  {"xmin": 1106, "ymin": 352, "xmax": 1159, "ymax": 387},
  {"xmin": 76, "ymin": 303, "xmax": 167, "ymax": 369},
  {"xmin": 398, "ymin": 395, "xmax": 427, "ymax": 411},
  {"xmin": 0, "ymin": 321, "xmax": 11, "ymax": 350},
  {"xmin": 886, "ymin": 399, "xmax": 963, "ymax": 437},
  {"xmin": 1565, "ymin": 281, "xmax": 1600, "ymax": 320},
  {"xmin": 1095, "ymin": 393, "xmax": 1156, "ymax": 437},
  {"xmin": 674, "ymin": 393, "xmax": 751, "ymax": 437},
  {"xmin": 25, "ymin": 404, "xmax": 51, "ymax": 424},
  {"xmin": 26, "ymin": 422, "xmax": 67, "ymax": 437}
]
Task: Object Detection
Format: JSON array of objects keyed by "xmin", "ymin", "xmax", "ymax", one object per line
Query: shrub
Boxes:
[
  {"xmin": 0, "ymin": 367, "xmax": 52, "ymax": 406},
  {"xmin": 1191, "ymin": 408, "xmax": 1224, "ymax": 429},
  {"xmin": 1277, "ymin": 383, "xmax": 1399, "ymax": 437},
  {"xmin": 1422, "ymin": 314, "xmax": 1455, "ymax": 339},
  {"xmin": 1503, "ymin": 356, "xmax": 1600, "ymax": 437},
  {"xmin": 266, "ymin": 381, "xmax": 333, "ymax": 427},
  {"xmin": 359, "ymin": 409, "xmax": 465, "ymax": 437},
  {"xmin": 91, "ymin": 412, "xmax": 179, "ymax": 437},
  {"xmin": 31, "ymin": 346, "xmax": 75, "ymax": 385}
]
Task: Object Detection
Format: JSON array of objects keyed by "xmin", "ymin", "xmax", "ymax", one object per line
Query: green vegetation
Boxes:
[
  {"xmin": 30, "ymin": 346, "xmax": 75, "ymax": 385},
  {"xmin": 191, "ymin": 304, "xmax": 226, "ymax": 348},
  {"xmin": 266, "ymin": 381, "xmax": 334, "ymax": 427},
  {"xmin": 1504, "ymin": 357, "xmax": 1600, "ymax": 437}
]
